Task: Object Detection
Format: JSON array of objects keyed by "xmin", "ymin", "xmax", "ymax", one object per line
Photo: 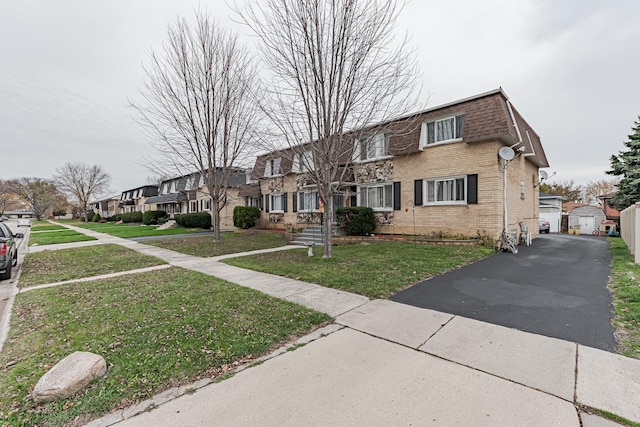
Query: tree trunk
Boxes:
[
  {"xmin": 322, "ymin": 197, "xmax": 333, "ymax": 258},
  {"xmin": 211, "ymin": 201, "xmax": 221, "ymax": 242}
]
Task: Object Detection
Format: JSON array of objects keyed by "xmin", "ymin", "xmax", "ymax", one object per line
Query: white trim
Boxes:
[{"xmin": 423, "ymin": 175, "xmax": 467, "ymax": 205}]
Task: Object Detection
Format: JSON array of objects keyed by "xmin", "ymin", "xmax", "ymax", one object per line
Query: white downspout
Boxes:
[{"xmin": 506, "ymin": 99, "xmax": 523, "ymax": 148}]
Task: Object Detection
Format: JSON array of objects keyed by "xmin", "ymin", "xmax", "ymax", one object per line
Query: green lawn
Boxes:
[
  {"xmin": 224, "ymin": 241, "xmax": 494, "ymax": 299},
  {"xmin": 608, "ymin": 237, "xmax": 640, "ymax": 359},
  {"xmin": 145, "ymin": 232, "xmax": 288, "ymax": 257},
  {"xmin": 18, "ymin": 245, "xmax": 166, "ymax": 288},
  {"xmin": 59, "ymin": 221, "xmax": 209, "ymax": 238},
  {"xmin": 28, "ymin": 230, "xmax": 97, "ymax": 246},
  {"xmin": 0, "ymin": 268, "xmax": 329, "ymax": 426},
  {"xmin": 29, "ymin": 224, "xmax": 66, "ymax": 231}
]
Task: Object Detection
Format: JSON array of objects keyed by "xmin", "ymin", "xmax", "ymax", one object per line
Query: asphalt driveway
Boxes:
[{"xmin": 391, "ymin": 234, "xmax": 617, "ymax": 351}]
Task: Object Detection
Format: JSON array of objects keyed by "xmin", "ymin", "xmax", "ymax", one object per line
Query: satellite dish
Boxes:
[
  {"xmin": 498, "ymin": 146, "xmax": 515, "ymax": 161},
  {"xmin": 539, "ymin": 170, "xmax": 548, "ymax": 180}
]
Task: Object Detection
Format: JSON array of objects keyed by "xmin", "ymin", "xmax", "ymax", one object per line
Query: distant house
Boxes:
[
  {"xmin": 89, "ymin": 195, "xmax": 121, "ymax": 218},
  {"xmin": 598, "ymin": 192, "xmax": 621, "ymax": 221},
  {"xmin": 247, "ymin": 88, "xmax": 549, "ymax": 241},
  {"xmin": 119, "ymin": 185, "xmax": 158, "ymax": 213},
  {"xmin": 539, "ymin": 192, "xmax": 564, "ymax": 233},
  {"xmin": 145, "ymin": 169, "xmax": 250, "ymax": 229}
]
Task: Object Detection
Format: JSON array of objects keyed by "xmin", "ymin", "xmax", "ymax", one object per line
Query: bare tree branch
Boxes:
[
  {"xmin": 54, "ymin": 162, "xmax": 111, "ymax": 222},
  {"xmin": 237, "ymin": 0, "xmax": 421, "ymax": 257},
  {"xmin": 131, "ymin": 10, "xmax": 263, "ymax": 241}
]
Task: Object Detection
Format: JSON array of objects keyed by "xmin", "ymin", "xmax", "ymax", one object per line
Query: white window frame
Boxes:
[
  {"xmin": 358, "ymin": 183, "xmax": 393, "ymax": 211},
  {"xmin": 246, "ymin": 196, "xmax": 260, "ymax": 207},
  {"xmin": 354, "ymin": 133, "xmax": 391, "ymax": 162},
  {"xmin": 424, "ymin": 175, "xmax": 467, "ymax": 205},
  {"xmin": 419, "ymin": 114, "xmax": 465, "ymax": 149},
  {"xmin": 265, "ymin": 158, "xmax": 282, "ymax": 177},
  {"xmin": 298, "ymin": 191, "xmax": 319, "ymax": 212},
  {"xmin": 270, "ymin": 193, "xmax": 285, "ymax": 212},
  {"xmin": 293, "ymin": 150, "xmax": 314, "ymax": 173}
]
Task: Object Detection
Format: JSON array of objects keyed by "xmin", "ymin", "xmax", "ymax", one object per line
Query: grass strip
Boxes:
[
  {"xmin": 608, "ymin": 237, "xmax": 640, "ymax": 358},
  {"xmin": 18, "ymin": 244, "xmax": 166, "ymax": 287},
  {"xmin": 224, "ymin": 241, "xmax": 494, "ymax": 299},
  {"xmin": 28, "ymin": 230, "xmax": 96, "ymax": 246},
  {"xmin": 145, "ymin": 232, "xmax": 288, "ymax": 257},
  {"xmin": 0, "ymin": 268, "xmax": 330, "ymax": 426},
  {"xmin": 29, "ymin": 225, "xmax": 66, "ymax": 231},
  {"xmin": 59, "ymin": 221, "xmax": 207, "ymax": 238}
]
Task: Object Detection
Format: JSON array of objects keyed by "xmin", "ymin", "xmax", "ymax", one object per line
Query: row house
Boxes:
[
  {"xmin": 119, "ymin": 185, "xmax": 158, "ymax": 213},
  {"xmin": 248, "ymin": 88, "xmax": 549, "ymax": 241},
  {"xmin": 145, "ymin": 168, "xmax": 249, "ymax": 229},
  {"xmin": 89, "ymin": 195, "xmax": 121, "ymax": 218}
]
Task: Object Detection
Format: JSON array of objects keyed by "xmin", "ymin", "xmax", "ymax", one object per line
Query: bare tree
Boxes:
[
  {"xmin": 539, "ymin": 180, "xmax": 583, "ymax": 203},
  {"xmin": 583, "ymin": 178, "xmax": 620, "ymax": 206},
  {"xmin": 132, "ymin": 11, "xmax": 262, "ymax": 242},
  {"xmin": 0, "ymin": 179, "xmax": 18, "ymax": 216},
  {"xmin": 54, "ymin": 162, "xmax": 111, "ymax": 222},
  {"xmin": 10, "ymin": 178, "xmax": 60, "ymax": 220},
  {"xmin": 238, "ymin": 0, "xmax": 420, "ymax": 258}
]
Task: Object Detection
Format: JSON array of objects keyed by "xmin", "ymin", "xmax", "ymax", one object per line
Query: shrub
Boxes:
[
  {"xmin": 143, "ymin": 210, "xmax": 167, "ymax": 225},
  {"xmin": 120, "ymin": 211, "xmax": 143, "ymax": 223},
  {"xmin": 175, "ymin": 212, "xmax": 211, "ymax": 229},
  {"xmin": 336, "ymin": 207, "xmax": 376, "ymax": 236},
  {"xmin": 106, "ymin": 214, "xmax": 121, "ymax": 222},
  {"xmin": 233, "ymin": 206, "xmax": 261, "ymax": 229},
  {"xmin": 91, "ymin": 213, "xmax": 101, "ymax": 222}
]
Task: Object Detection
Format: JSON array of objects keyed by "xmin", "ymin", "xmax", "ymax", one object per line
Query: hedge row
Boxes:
[
  {"xmin": 143, "ymin": 210, "xmax": 167, "ymax": 225},
  {"xmin": 175, "ymin": 212, "xmax": 211, "ymax": 229}
]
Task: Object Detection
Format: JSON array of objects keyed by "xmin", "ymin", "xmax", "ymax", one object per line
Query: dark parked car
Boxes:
[
  {"xmin": 539, "ymin": 217, "xmax": 550, "ymax": 234},
  {"xmin": 0, "ymin": 222, "xmax": 24, "ymax": 280}
]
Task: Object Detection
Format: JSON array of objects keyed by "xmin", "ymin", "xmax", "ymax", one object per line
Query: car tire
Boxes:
[
  {"xmin": 545, "ymin": 230, "xmax": 550, "ymax": 234},
  {"xmin": 0, "ymin": 263, "xmax": 11, "ymax": 280},
  {"xmin": 12, "ymin": 251, "xmax": 18, "ymax": 266}
]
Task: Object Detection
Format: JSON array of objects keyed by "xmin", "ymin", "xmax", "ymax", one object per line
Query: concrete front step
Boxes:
[{"xmin": 291, "ymin": 226, "xmax": 324, "ymax": 246}]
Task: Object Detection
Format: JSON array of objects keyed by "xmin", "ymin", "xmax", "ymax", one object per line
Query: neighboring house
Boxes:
[
  {"xmin": 89, "ymin": 195, "xmax": 121, "ymax": 218},
  {"xmin": 539, "ymin": 192, "xmax": 564, "ymax": 233},
  {"xmin": 598, "ymin": 192, "xmax": 621, "ymax": 221},
  {"xmin": 249, "ymin": 88, "xmax": 548, "ymax": 241},
  {"xmin": 119, "ymin": 185, "xmax": 158, "ymax": 213},
  {"xmin": 568, "ymin": 205, "xmax": 606, "ymax": 235},
  {"xmin": 145, "ymin": 169, "xmax": 249, "ymax": 229}
]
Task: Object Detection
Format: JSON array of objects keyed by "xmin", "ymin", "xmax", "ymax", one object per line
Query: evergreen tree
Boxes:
[{"xmin": 607, "ymin": 116, "xmax": 640, "ymax": 210}]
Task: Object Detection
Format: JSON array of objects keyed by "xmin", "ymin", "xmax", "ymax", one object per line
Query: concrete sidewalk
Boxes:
[{"xmin": 33, "ymin": 223, "xmax": 640, "ymax": 426}]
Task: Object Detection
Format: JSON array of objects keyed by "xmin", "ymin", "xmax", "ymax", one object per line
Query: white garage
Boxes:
[{"xmin": 568, "ymin": 206, "xmax": 606, "ymax": 235}]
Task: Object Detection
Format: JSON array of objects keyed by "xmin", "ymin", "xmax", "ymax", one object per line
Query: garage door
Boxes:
[{"xmin": 579, "ymin": 216, "xmax": 595, "ymax": 235}]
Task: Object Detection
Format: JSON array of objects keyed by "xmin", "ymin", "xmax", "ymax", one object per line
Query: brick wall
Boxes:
[{"xmin": 378, "ymin": 139, "xmax": 539, "ymax": 240}]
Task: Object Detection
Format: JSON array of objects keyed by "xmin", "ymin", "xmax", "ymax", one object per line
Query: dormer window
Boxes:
[
  {"xmin": 292, "ymin": 150, "xmax": 314, "ymax": 173},
  {"xmin": 264, "ymin": 157, "xmax": 282, "ymax": 177},
  {"xmin": 420, "ymin": 114, "xmax": 465, "ymax": 149},
  {"xmin": 355, "ymin": 133, "xmax": 390, "ymax": 162}
]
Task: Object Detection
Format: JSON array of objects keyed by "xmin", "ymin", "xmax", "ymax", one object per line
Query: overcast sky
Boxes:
[{"xmin": 1, "ymin": 0, "xmax": 638, "ymax": 195}]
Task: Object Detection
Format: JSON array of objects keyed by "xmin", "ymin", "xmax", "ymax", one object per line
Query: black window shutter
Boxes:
[
  {"xmin": 414, "ymin": 180, "xmax": 423, "ymax": 206},
  {"xmin": 393, "ymin": 182, "xmax": 401, "ymax": 210},
  {"xmin": 265, "ymin": 195, "xmax": 270, "ymax": 212},
  {"xmin": 467, "ymin": 174, "xmax": 478, "ymax": 204},
  {"xmin": 284, "ymin": 193, "xmax": 288, "ymax": 212},
  {"xmin": 292, "ymin": 193, "xmax": 297, "ymax": 212},
  {"xmin": 258, "ymin": 195, "xmax": 264, "ymax": 211},
  {"xmin": 350, "ymin": 186, "xmax": 357, "ymax": 207}
]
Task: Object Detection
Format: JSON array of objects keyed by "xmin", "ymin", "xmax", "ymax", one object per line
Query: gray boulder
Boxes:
[{"xmin": 32, "ymin": 351, "xmax": 107, "ymax": 402}]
